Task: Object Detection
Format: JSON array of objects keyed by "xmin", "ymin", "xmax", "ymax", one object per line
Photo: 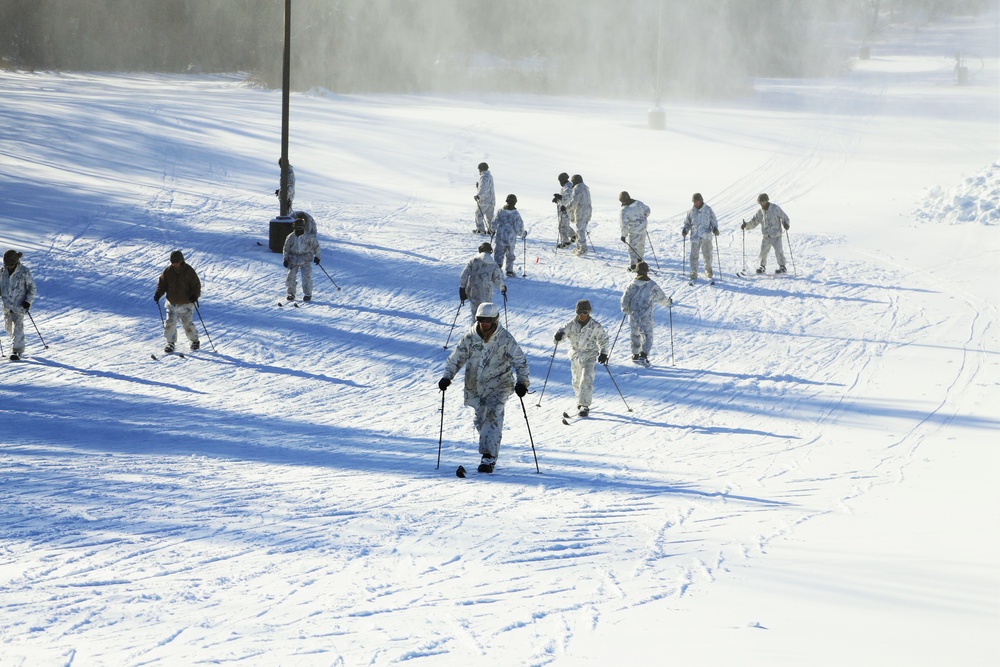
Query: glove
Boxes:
[
  {"xmin": 189, "ymin": 294, "xmax": 199, "ymax": 305},
  {"xmin": 275, "ymin": 189, "xmax": 280, "ymax": 197},
  {"xmin": 782, "ymin": 222, "xmax": 790, "ymax": 230},
  {"xmin": 459, "ymin": 287, "xmax": 468, "ymax": 302},
  {"xmin": 552, "ymin": 194, "xmax": 562, "ymax": 203},
  {"xmin": 154, "ymin": 292, "xmax": 162, "ymax": 302},
  {"xmin": 713, "ymin": 228, "xmax": 720, "ymax": 236},
  {"xmin": 514, "ymin": 383, "xmax": 528, "ymax": 398},
  {"xmin": 438, "ymin": 377, "xmax": 451, "ymax": 391},
  {"xmin": 740, "ymin": 222, "xmax": 747, "ymax": 230},
  {"xmin": 474, "ymin": 195, "xmax": 480, "ymax": 202},
  {"xmin": 554, "ymin": 331, "xmax": 564, "ymax": 342},
  {"xmin": 521, "ymin": 231, "xmax": 528, "ymax": 239},
  {"xmin": 667, "ymin": 296, "xmax": 673, "ymax": 306},
  {"xmin": 21, "ymin": 301, "xmax": 30, "ymax": 311},
  {"xmin": 620, "ymin": 236, "xmax": 626, "ymax": 242},
  {"xmin": 314, "ymin": 257, "xmax": 320, "ymax": 265},
  {"xmin": 283, "ymin": 259, "xmax": 289, "ymax": 268},
  {"xmin": 682, "ymin": 229, "xmax": 688, "ymax": 237},
  {"xmin": 598, "ymin": 353, "xmax": 608, "ymax": 365},
  {"xmin": 501, "ymin": 286, "xmax": 507, "ymax": 296},
  {"xmin": 560, "ymin": 205, "xmax": 566, "ymax": 213}
]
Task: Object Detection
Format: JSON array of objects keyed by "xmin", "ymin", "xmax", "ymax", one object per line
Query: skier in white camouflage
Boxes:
[
  {"xmin": 741, "ymin": 193, "xmax": 790, "ymax": 274},
  {"xmin": 1, "ymin": 249, "xmax": 37, "ymax": 361},
  {"xmin": 493, "ymin": 194, "xmax": 526, "ymax": 277},
  {"xmin": 620, "ymin": 261, "xmax": 672, "ymax": 365},
  {"xmin": 439, "ymin": 302, "xmax": 530, "ymax": 474},
  {"xmin": 554, "ymin": 300, "xmax": 609, "ymax": 417},
  {"xmin": 474, "ymin": 162, "xmax": 495, "ymax": 234},
  {"xmin": 553, "ymin": 172, "xmax": 575, "ymax": 248},
  {"xmin": 619, "ymin": 191, "xmax": 651, "ymax": 271},
  {"xmin": 282, "ymin": 216, "xmax": 321, "ymax": 301},
  {"xmin": 566, "ymin": 174, "xmax": 592, "ymax": 255},
  {"xmin": 682, "ymin": 192, "xmax": 719, "ymax": 281},
  {"xmin": 459, "ymin": 242, "xmax": 506, "ymax": 321}
]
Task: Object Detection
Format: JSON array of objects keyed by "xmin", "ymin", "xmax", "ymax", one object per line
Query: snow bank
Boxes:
[{"xmin": 914, "ymin": 161, "xmax": 1000, "ymax": 225}]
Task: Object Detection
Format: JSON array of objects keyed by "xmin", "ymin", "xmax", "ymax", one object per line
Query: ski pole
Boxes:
[
  {"xmin": 608, "ymin": 313, "xmax": 627, "ymax": 359},
  {"xmin": 586, "ymin": 228, "xmax": 597, "ymax": 256},
  {"xmin": 645, "ymin": 230, "xmax": 659, "ymax": 269},
  {"xmin": 443, "ymin": 301, "xmax": 463, "ymax": 349},
  {"xmin": 784, "ymin": 227, "xmax": 797, "ymax": 275},
  {"xmin": 535, "ymin": 339, "xmax": 559, "ymax": 407},
  {"xmin": 741, "ymin": 222, "xmax": 747, "ymax": 274},
  {"xmin": 0, "ymin": 332, "xmax": 4, "ymax": 357},
  {"xmin": 714, "ymin": 233, "xmax": 722, "ymax": 278},
  {"xmin": 25, "ymin": 309, "xmax": 48, "ymax": 349},
  {"xmin": 603, "ymin": 363, "xmax": 632, "ymax": 413},
  {"xmin": 436, "ymin": 389, "xmax": 445, "ymax": 470},
  {"xmin": 156, "ymin": 299, "xmax": 165, "ymax": 327},
  {"xmin": 317, "ymin": 263, "xmax": 342, "ymax": 291},
  {"xmin": 682, "ymin": 234, "xmax": 687, "ymax": 277},
  {"xmin": 668, "ymin": 301, "xmax": 675, "ymax": 367},
  {"xmin": 475, "ymin": 198, "xmax": 491, "ymax": 236},
  {"xmin": 502, "ymin": 291, "xmax": 509, "ymax": 329},
  {"xmin": 622, "ymin": 237, "xmax": 642, "ymax": 268},
  {"xmin": 518, "ymin": 394, "xmax": 541, "ymax": 473},
  {"xmin": 193, "ymin": 302, "xmax": 217, "ymax": 352}
]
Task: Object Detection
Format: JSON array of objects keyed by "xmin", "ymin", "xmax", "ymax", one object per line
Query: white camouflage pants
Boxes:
[
  {"xmin": 571, "ymin": 354, "xmax": 598, "ymax": 408},
  {"xmin": 625, "ymin": 232, "xmax": 645, "ymax": 266},
  {"xmin": 4, "ymin": 309, "xmax": 26, "ymax": 353},
  {"xmin": 475, "ymin": 204, "xmax": 494, "ymax": 234},
  {"xmin": 758, "ymin": 235, "xmax": 786, "ymax": 268},
  {"xmin": 689, "ymin": 236, "xmax": 714, "ymax": 277},
  {"xmin": 285, "ymin": 262, "xmax": 314, "ymax": 298},
  {"xmin": 472, "ymin": 394, "xmax": 507, "ymax": 459},
  {"xmin": 558, "ymin": 209, "xmax": 575, "ymax": 245},
  {"xmin": 494, "ymin": 240, "xmax": 516, "ymax": 274},
  {"xmin": 574, "ymin": 220, "xmax": 590, "ymax": 254},
  {"xmin": 628, "ymin": 313, "xmax": 655, "ymax": 356},
  {"xmin": 164, "ymin": 302, "xmax": 199, "ymax": 345}
]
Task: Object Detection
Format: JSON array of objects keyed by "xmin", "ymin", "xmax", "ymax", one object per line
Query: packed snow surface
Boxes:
[{"xmin": 1, "ymin": 11, "xmax": 997, "ymax": 667}]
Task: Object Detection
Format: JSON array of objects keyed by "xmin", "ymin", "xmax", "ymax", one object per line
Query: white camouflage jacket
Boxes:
[
  {"xmin": 558, "ymin": 316, "xmax": 609, "ymax": 362},
  {"xmin": 621, "ymin": 277, "xmax": 671, "ymax": 317},
  {"xmin": 282, "ymin": 231, "xmax": 321, "ymax": 266},
  {"xmin": 444, "ymin": 323, "xmax": 530, "ymax": 406},
  {"xmin": 567, "ymin": 183, "xmax": 592, "ymax": 223},
  {"xmin": 460, "ymin": 252, "xmax": 505, "ymax": 303},
  {"xmin": 0, "ymin": 264, "xmax": 37, "ymax": 314},
  {"xmin": 683, "ymin": 203, "xmax": 718, "ymax": 241},
  {"xmin": 744, "ymin": 202, "xmax": 789, "ymax": 239},
  {"xmin": 493, "ymin": 208, "xmax": 525, "ymax": 247},
  {"xmin": 476, "ymin": 170, "xmax": 495, "ymax": 211},
  {"xmin": 620, "ymin": 200, "xmax": 651, "ymax": 238}
]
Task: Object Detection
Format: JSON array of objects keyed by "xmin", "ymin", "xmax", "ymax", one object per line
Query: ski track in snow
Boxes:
[{"xmin": 1, "ymin": 16, "xmax": 998, "ymax": 664}]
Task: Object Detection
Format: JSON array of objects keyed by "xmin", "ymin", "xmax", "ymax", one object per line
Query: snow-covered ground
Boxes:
[{"xmin": 1, "ymin": 11, "xmax": 998, "ymax": 667}]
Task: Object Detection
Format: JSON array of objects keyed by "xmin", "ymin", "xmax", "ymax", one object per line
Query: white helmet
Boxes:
[{"xmin": 475, "ymin": 302, "xmax": 500, "ymax": 319}]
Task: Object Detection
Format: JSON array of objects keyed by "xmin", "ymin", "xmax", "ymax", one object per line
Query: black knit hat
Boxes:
[
  {"xmin": 575, "ymin": 299, "xmax": 592, "ymax": 314},
  {"xmin": 3, "ymin": 249, "xmax": 21, "ymax": 266},
  {"xmin": 169, "ymin": 250, "xmax": 184, "ymax": 263}
]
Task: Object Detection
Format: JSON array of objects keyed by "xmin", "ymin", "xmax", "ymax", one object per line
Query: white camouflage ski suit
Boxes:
[
  {"xmin": 557, "ymin": 315, "xmax": 609, "ymax": 409},
  {"xmin": 557, "ymin": 181, "xmax": 575, "ymax": 245},
  {"xmin": 621, "ymin": 276, "xmax": 671, "ymax": 357},
  {"xmin": 475, "ymin": 170, "xmax": 495, "ymax": 233},
  {"xmin": 620, "ymin": 200, "xmax": 651, "ymax": 267},
  {"xmin": 683, "ymin": 203, "xmax": 719, "ymax": 278},
  {"xmin": 283, "ymin": 231, "xmax": 321, "ymax": 299},
  {"xmin": 1, "ymin": 263, "xmax": 37, "ymax": 355},
  {"xmin": 443, "ymin": 323, "xmax": 530, "ymax": 461},
  {"xmin": 459, "ymin": 251, "xmax": 506, "ymax": 321},
  {"xmin": 567, "ymin": 182, "xmax": 592, "ymax": 254},
  {"xmin": 744, "ymin": 202, "xmax": 789, "ymax": 269},
  {"xmin": 493, "ymin": 207, "xmax": 525, "ymax": 275}
]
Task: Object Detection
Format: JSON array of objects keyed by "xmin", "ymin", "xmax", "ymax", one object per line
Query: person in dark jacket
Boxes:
[{"xmin": 154, "ymin": 250, "xmax": 201, "ymax": 353}]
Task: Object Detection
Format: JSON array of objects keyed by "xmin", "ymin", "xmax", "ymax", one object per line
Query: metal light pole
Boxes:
[{"xmin": 269, "ymin": 0, "xmax": 295, "ymax": 252}]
